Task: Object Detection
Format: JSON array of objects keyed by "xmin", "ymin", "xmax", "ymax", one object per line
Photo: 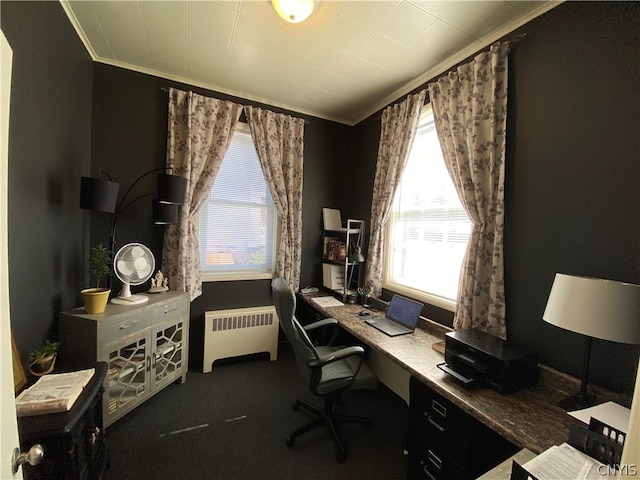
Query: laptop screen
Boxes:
[{"xmin": 386, "ymin": 295, "xmax": 423, "ymax": 329}]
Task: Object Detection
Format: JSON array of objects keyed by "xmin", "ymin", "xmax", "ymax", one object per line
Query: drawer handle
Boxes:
[
  {"xmin": 119, "ymin": 321, "xmax": 137, "ymax": 330},
  {"xmin": 428, "ymin": 450, "xmax": 442, "ymax": 470},
  {"xmin": 432, "ymin": 399, "xmax": 447, "ymax": 418},
  {"xmin": 163, "ymin": 306, "xmax": 178, "ymax": 314},
  {"xmin": 421, "ymin": 461, "xmax": 437, "ymax": 480},
  {"xmin": 426, "ymin": 414, "xmax": 447, "ymax": 432}
]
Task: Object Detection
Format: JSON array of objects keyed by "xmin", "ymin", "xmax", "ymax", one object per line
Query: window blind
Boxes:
[
  {"xmin": 385, "ymin": 107, "xmax": 472, "ymax": 304},
  {"xmin": 199, "ymin": 125, "xmax": 276, "ymax": 279}
]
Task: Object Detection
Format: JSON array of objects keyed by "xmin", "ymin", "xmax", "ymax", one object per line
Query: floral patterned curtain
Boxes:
[
  {"xmin": 162, "ymin": 88, "xmax": 243, "ymax": 300},
  {"xmin": 428, "ymin": 42, "xmax": 510, "ymax": 339},
  {"xmin": 364, "ymin": 91, "xmax": 427, "ymax": 297},
  {"xmin": 245, "ymin": 106, "xmax": 304, "ymax": 291}
]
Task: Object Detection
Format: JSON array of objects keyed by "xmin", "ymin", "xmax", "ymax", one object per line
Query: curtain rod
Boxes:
[
  {"xmin": 505, "ymin": 32, "xmax": 527, "ymax": 52},
  {"xmin": 160, "ymin": 87, "xmax": 310, "ymax": 124},
  {"xmin": 373, "ymin": 32, "xmax": 528, "ymax": 121}
]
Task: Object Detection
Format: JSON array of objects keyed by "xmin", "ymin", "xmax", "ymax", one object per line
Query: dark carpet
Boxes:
[{"xmin": 102, "ymin": 351, "xmax": 409, "ymax": 479}]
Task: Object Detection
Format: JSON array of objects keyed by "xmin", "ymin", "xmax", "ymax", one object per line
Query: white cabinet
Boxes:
[{"xmin": 59, "ymin": 291, "xmax": 189, "ymax": 427}]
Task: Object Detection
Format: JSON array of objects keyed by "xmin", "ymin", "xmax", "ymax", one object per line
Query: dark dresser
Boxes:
[{"xmin": 17, "ymin": 362, "xmax": 108, "ymax": 480}]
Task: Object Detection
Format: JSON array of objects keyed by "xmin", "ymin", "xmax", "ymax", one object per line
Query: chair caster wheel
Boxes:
[
  {"xmin": 292, "ymin": 401, "xmax": 300, "ymax": 411},
  {"xmin": 363, "ymin": 419, "xmax": 372, "ymax": 429},
  {"xmin": 285, "ymin": 435, "xmax": 295, "ymax": 447},
  {"xmin": 336, "ymin": 451, "xmax": 347, "ymax": 462}
]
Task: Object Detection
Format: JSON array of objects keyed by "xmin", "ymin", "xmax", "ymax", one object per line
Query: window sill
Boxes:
[
  {"xmin": 382, "ymin": 282, "xmax": 456, "ymax": 312},
  {"xmin": 202, "ymin": 271, "xmax": 273, "ymax": 282}
]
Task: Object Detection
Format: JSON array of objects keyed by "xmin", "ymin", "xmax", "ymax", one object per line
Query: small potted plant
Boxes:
[
  {"xmin": 81, "ymin": 244, "xmax": 112, "ymax": 314},
  {"xmin": 28, "ymin": 339, "xmax": 61, "ymax": 376}
]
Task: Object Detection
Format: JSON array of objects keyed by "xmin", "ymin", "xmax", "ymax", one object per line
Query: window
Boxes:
[
  {"xmin": 384, "ymin": 106, "xmax": 472, "ymax": 310},
  {"xmin": 199, "ymin": 123, "xmax": 277, "ymax": 281}
]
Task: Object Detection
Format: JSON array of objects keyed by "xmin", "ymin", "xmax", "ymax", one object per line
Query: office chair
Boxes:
[{"xmin": 272, "ymin": 277, "xmax": 379, "ymax": 462}]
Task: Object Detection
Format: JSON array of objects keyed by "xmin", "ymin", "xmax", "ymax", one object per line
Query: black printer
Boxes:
[{"xmin": 437, "ymin": 329, "xmax": 539, "ymax": 394}]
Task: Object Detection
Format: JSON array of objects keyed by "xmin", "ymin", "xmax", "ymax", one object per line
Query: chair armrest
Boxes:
[
  {"xmin": 309, "ymin": 345, "xmax": 364, "ymax": 367},
  {"xmin": 304, "ymin": 317, "xmax": 339, "ymax": 346},
  {"xmin": 303, "ymin": 317, "xmax": 338, "ymax": 332}
]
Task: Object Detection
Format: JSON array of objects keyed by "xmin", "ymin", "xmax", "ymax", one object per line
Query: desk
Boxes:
[{"xmin": 297, "ymin": 294, "xmax": 587, "ymax": 455}]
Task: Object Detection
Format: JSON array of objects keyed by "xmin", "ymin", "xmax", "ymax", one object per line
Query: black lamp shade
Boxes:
[
  {"xmin": 80, "ymin": 177, "xmax": 120, "ymax": 213},
  {"xmin": 153, "ymin": 200, "xmax": 179, "ymax": 224},
  {"xmin": 157, "ymin": 174, "xmax": 187, "ymax": 205}
]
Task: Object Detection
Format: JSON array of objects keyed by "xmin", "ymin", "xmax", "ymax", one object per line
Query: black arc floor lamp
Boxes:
[
  {"xmin": 80, "ymin": 168, "xmax": 187, "ymax": 255},
  {"xmin": 543, "ymin": 273, "xmax": 640, "ymax": 409}
]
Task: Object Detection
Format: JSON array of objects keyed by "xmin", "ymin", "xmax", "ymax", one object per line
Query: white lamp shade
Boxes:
[{"xmin": 543, "ymin": 273, "xmax": 640, "ymax": 344}]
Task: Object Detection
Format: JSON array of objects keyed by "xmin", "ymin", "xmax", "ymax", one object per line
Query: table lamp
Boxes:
[{"xmin": 543, "ymin": 273, "xmax": 640, "ymax": 409}]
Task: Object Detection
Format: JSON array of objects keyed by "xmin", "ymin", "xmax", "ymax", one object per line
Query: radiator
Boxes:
[{"xmin": 202, "ymin": 306, "xmax": 279, "ymax": 373}]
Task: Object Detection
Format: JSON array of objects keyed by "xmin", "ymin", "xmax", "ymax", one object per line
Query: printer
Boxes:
[{"xmin": 437, "ymin": 329, "xmax": 539, "ymax": 394}]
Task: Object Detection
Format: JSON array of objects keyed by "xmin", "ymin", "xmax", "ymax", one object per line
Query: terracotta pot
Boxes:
[{"xmin": 81, "ymin": 288, "xmax": 111, "ymax": 314}]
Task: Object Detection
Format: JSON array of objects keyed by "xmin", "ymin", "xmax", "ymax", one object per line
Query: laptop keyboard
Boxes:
[{"xmin": 368, "ymin": 318, "xmax": 408, "ymax": 335}]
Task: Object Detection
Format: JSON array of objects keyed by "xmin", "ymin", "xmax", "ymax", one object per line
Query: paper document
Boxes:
[
  {"xmin": 15, "ymin": 368, "xmax": 95, "ymax": 416},
  {"xmin": 523, "ymin": 443, "xmax": 612, "ymax": 479},
  {"xmin": 322, "ymin": 208, "xmax": 343, "ymax": 230},
  {"xmin": 310, "ymin": 296, "xmax": 344, "ymax": 308},
  {"xmin": 568, "ymin": 401, "xmax": 631, "ymax": 434}
]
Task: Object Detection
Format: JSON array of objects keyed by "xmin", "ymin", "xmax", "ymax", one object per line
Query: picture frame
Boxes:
[{"xmin": 12, "ymin": 333, "xmax": 27, "ymax": 393}]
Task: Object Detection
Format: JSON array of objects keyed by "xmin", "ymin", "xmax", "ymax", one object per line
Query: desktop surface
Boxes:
[{"xmin": 297, "ymin": 294, "xmax": 614, "ymax": 455}]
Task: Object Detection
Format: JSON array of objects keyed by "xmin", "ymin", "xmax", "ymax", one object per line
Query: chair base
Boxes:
[{"xmin": 285, "ymin": 394, "xmax": 372, "ymax": 462}]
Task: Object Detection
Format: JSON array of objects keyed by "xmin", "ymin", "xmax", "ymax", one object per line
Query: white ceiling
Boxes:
[{"xmin": 61, "ymin": 0, "xmax": 559, "ymax": 125}]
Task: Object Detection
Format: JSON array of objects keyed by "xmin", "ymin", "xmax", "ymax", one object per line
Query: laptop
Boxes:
[{"xmin": 365, "ymin": 294, "xmax": 423, "ymax": 337}]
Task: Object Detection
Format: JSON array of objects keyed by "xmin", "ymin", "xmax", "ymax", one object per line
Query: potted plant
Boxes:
[
  {"xmin": 81, "ymin": 244, "xmax": 112, "ymax": 314},
  {"xmin": 28, "ymin": 339, "xmax": 61, "ymax": 376}
]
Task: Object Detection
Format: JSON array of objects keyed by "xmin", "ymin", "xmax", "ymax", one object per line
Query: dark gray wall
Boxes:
[
  {"xmin": 504, "ymin": 1, "xmax": 640, "ymax": 394},
  {"xmin": 350, "ymin": 1, "xmax": 640, "ymax": 394},
  {"xmin": 3, "ymin": 1, "xmax": 638, "ymax": 395},
  {"xmin": 1, "ymin": 1, "xmax": 93, "ymax": 366},
  {"xmin": 90, "ymin": 64, "xmax": 352, "ymax": 368}
]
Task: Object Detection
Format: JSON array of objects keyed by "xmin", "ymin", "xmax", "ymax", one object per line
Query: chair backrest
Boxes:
[{"xmin": 272, "ymin": 277, "xmax": 319, "ymax": 384}]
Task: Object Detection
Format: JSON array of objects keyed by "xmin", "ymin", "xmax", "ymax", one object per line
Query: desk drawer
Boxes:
[
  {"xmin": 410, "ymin": 440, "xmax": 469, "ymax": 480},
  {"xmin": 153, "ymin": 296, "xmax": 187, "ymax": 323},
  {"xmin": 407, "ymin": 376, "xmax": 519, "ymax": 480},
  {"xmin": 410, "ymin": 377, "xmax": 473, "ymax": 456},
  {"xmin": 98, "ymin": 311, "xmax": 151, "ymax": 344}
]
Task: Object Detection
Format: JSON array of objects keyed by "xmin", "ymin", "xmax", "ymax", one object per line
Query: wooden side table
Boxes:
[{"xmin": 17, "ymin": 362, "xmax": 109, "ymax": 480}]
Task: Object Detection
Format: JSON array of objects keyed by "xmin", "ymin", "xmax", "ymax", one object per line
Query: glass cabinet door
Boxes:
[
  {"xmin": 105, "ymin": 335, "xmax": 148, "ymax": 419},
  {"xmin": 153, "ymin": 320, "xmax": 184, "ymax": 386}
]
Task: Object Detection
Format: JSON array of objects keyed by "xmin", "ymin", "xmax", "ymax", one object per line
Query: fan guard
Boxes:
[{"xmin": 110, "ymin": 243, "xmax": 155, "ymax": 305}]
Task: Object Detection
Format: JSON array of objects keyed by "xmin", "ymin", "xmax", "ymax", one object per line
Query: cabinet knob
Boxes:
[
  {"xmin": 89, "ymin": 426, "xmax": 101, "ymax": 444},
  {"xmin": 12, "ymin": 444, "xmax": 44, "ymax": 474}
]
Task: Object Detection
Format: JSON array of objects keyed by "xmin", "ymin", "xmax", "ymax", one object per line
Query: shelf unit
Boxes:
[
  {"xmin": 322, "ymin": 218, "xmax": 365, "ymax": 302},
  {"xmin": 58, "ymin": 291, "xmax": 189, "ymax": 427}
]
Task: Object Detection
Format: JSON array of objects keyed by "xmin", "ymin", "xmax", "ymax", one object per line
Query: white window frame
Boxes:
[
  {"xmin": 198, "ymin": 122, "xmax": 278, "ymax": 282},
  {"xmin": 382, "ymin": 105, "xmax": 471, "ymax": 312}
]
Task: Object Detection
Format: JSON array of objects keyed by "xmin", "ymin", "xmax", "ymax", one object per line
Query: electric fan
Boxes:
[{"xmin": 110, "ymin": 243, "xmax": 155, "ymax": 305}]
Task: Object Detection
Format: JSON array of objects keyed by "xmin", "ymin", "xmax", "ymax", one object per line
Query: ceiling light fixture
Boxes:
[{"xmin": 271, "ymin": 0, "xmax": 318, "ymax": 24}]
